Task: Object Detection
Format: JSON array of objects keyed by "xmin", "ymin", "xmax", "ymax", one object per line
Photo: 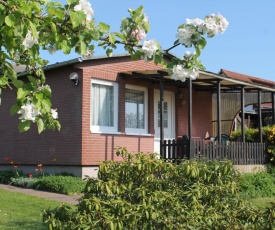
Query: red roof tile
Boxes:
[{"xmin": 219, "ymin": 69, "xmax": 275, "ymax": 87}]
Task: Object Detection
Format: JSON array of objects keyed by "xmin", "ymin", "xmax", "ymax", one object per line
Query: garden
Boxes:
[{"xmin": 1, "ymin": 145, "xmax": 275, "ymax": 229}]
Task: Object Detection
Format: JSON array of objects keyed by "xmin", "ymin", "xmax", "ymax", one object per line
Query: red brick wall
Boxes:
[
  {"xmin": 0, "ymin": 55, "xmax": 213, "ymax": 169},
  {"xmin": 79, "ymin": 56, "xmax": 162, "ymax": 165},
  {"xmin": 0, "ymin": 66, "xmax": 83, "ymax": 166},
  {"xmin": 78, "ymin": 56, "xmax": 213, "ymax": 165},
  {"xmin": 176, "ymin": 90, "xmax": 213, "ymax": 139}
]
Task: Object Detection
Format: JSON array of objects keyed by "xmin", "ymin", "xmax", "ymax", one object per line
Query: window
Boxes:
[
  {"xmin": 157, "ymin": 101, "xmax": 168, "ymax": 128},
  {"xmin": 91, "ymin": 79, "xmax": 118, "ymax": 133},
  {"xmin": 125, "ymin": 85, "xmax": 148, "ymax": 134}
]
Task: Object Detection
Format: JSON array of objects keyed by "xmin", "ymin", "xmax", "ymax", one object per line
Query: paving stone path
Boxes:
[{"xmin": 0, "ymin": 184, "xmax": 82, "ymax": 205}]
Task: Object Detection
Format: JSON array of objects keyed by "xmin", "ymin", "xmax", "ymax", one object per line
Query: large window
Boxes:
[
  {"xmin": 91, "ymin": 79, "xmax": 118, "ymax": 133},
  {"xmin": 125, "ymin": 85, "xmax": 148, "ymax": 134}
]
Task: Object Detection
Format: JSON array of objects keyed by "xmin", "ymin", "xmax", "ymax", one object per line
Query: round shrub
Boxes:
[
  {"xmin": 42, "ymin": 149, "xmax": 275, "ymax": 229},
  {"xmin": 34, "ymin": 175, "xmax": 85, "ymax": 195}
]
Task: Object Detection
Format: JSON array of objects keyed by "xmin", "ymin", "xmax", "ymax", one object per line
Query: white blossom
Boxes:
[
  {"xmin": 46, "ymin": 44, "xmax": 57, "ymax": 54},
  {"xmin": 74, "ymin": 0, "xmax": 94, "ymax": 21},
  {"xmin": 82, "ymin": 49, "xmax": 94, "ymax": 59},
  {"xmin": 22, "ymin": 30, "xmax": 38, "ymax": 49},
  {"xmin": 178, "ymin": 13, "xmax": 229, "ymax": 44},
  {"xmin": 131, "ymin": 27, "xmax": 146, "ymax": 41},
  {"xmin": 51, "ymin": 109, "xmax": 58, "ymax": 119},
  {"xmin": 140, "ymin": 39, "xmax": 158, "ymax": 61},
  {"xmin": 171, "ymin": 65, "xmax": 199, "ymax": 82},
  {"xmin": 176, "ymin": 26, "xmax": 198, "ymax": 47},
  {"xmin": 38, "ymin": 84, "xmax": 51, "ymax": 93},
  {"xmin": 18, "ymin": 101, "xmax": 40, "ymax": 122}
]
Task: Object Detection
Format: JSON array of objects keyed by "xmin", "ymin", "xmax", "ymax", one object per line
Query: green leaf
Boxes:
[
  {"xmin": 70, "ymin": 11, "xmax": 85, "ymax": 28},
  {"xmin": 50, "ymin": 22, "xmax": 57, "ymax": 34},
  {"xmin": 20, "ymin": 3, "xmax": 31, "ymax": 16},
  {"xmin": 28, "ymin": 20, "xmax": 38, "ymax": 39},
  {"xmin": 109, "ymin": 33, "xmax": 116, "ymax": 44},
  {"xmin": 10, "ymin": 104, "xmax": 20, "ymax": 116},
  {"xmin": 106, "ymin": 185, "xmax": 111, "ymax": 194},
  {"xmin": 66, "ymin": 0, "xmax": 78, "ymax": 5},
  {"xmin": 17, "ymin": 88, "xmax": 30, "ymax": 100},
  {"xmin": 48, "ymin": 6, "xmax": 65, "ymax": 19},
  {"xmin": 35, "ymin": 92, "xmax": 44, "ymax": 100},
  {"xmin": 18, "ymin": 120, "xmax": 31, "ymax": 132},
  {"xmin": 106, "ymin": 48, "xmax": 113, "ymax": 57},
  {"xmin": 5, "ymin": 14, "xmax": 16, "ymax": 27},
  {"xmin": 41, "ymin": 99, "xmax": 51, "ymax": 112},
  {"xmin": 80, "ymin": 41, "xmax": 86, "ymax": 55},
  {"xmin": 61, "ymin": 40, "xmax": 71, "ymax": 54},
  {"xmin": 0, "ymin": 76, "xmax": 8, "ymax": 86},
  {"xmin": 27, "ymin": 76, "xmax": 36, "ymax": 86},
  {"xmin": 98, "ymin": 22, "xmax": 110, "ymax": 33},
  {"xmin": 114, "ymin": 32, "xmax": 126, "ymax": 41},
  {"xmin": 37, "ymin": 118, "xmax": 44, "ymax": 134}
]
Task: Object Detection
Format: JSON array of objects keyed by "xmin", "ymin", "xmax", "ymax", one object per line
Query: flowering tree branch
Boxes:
[{"xmin": 0, "ymin": 0, "xmax": 228, "ymax": 133}]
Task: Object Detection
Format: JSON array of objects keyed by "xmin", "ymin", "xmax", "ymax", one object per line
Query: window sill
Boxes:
[
  {"xmin": 125, "ymin": 133, "xmax": 152, "ymax": 136},
  {"xmin": 91, "ymin": 131, "xmax": 122, "ymax": 135}
]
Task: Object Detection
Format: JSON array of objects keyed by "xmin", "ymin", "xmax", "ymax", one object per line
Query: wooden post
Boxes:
[
  {"xmin": 188, "ymin": 78, "xmax": 193, "ymax": 159},
  {"xmin": 217, "ymin": 80, "xmax": 221, "ymax": 142},
  {"xmin": 272, "ymin": 92, "xmax": 275, "ymax": 125},
  {"xmin": 241, "ymin": 86, "xmax": 245, "ymax": 142},
  {"xmin": 159, "ymin": 74, "xmax": 164, "ymax": 158},
  {"xmin": 258, "ymin": 89, "xmax": 262, "ymax": 143}
]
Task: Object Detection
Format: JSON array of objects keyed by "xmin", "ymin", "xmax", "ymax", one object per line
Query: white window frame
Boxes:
[
  {"xmin": 90, "ymin": 79, "xmax": 118, "ymax": 133},
  {"xmin": 125, "ymin": 84, "xmax": 148, "ymax": 135}
]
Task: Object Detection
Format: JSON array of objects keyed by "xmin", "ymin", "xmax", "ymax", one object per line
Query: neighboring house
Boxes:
[{"xmin": 0, "ymin": 54, "xmax": 275, "ymax": 177}]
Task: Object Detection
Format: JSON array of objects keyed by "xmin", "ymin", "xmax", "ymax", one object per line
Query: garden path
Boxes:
[{"xmin": 0, "ymin": 184, "xmax": 81, "ymax": 205}]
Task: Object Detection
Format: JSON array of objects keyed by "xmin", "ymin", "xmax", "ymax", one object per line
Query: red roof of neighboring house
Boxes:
[{"xmin": 219, "ymin": 69, "xmax": 275, "ymax": 88}]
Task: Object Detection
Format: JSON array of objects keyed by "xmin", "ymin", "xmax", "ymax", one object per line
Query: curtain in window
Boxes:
[
  {"xmin": 92, "ymin": 83, "xmax": 114, "ymax": 126},
  {"xmin": 125, "ymin": 89, "xmax": 144, "ymax": 129}
]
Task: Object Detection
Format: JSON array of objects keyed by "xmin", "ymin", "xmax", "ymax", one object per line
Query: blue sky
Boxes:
[{"xmin": 44, "ymin": 0, "xmax": 275, "ymax": 81}]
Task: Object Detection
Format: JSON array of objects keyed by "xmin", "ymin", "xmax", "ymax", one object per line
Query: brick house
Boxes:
[{"xmin": 0, "ymin": 54, "xmax": 274, "ymax": 177}]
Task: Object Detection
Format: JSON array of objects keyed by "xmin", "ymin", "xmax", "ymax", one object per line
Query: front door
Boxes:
[{"xmin": 154, "ymin": 90, "xmax": 175, "ymax": 154}]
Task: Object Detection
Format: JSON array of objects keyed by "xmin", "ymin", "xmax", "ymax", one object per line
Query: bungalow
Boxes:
[{"xmin": 0, "ymin": 54, "xmax": 275, "ymax": 177}]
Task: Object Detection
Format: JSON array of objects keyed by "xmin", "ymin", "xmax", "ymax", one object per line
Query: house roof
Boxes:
[
  {"xmin": 219, "ymin": 69, "xmax": 275, "ymax": 88},
  {"xmin": 11, "ymin": 53, "xmax": 275, "ymax": 93},
  {"xmin": 121, "ymin": 68, "xmax": 275, "ymax": 93}
]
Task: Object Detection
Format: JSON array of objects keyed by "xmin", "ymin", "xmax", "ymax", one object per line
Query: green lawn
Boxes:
[
  {"xmin": 0, "ymin": 189, "xmax": 76, "ymax": 230},
  {"xmin": 250, "ymin": 197, "xmax": 275, "ymax": 210}
]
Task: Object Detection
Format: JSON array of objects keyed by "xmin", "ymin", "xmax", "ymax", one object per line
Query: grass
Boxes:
[
  {"xmin": 250, "ymin": 197, "xmax": 275, "ymax": 210},
  {"xmin": 0, "ymin": 188, "xmax": 76, "ymax": 230}
]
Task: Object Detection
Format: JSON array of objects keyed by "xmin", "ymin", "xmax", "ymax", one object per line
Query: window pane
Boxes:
[
  {"xmin": 158, "ymin": 101, "xmax": 168, "ymax": 128},
  {"xmin": 92, "ymin": 83, "xmax": 114, "ymax": 126},
  {"xmin": 125, "ymin": 89, "xmax": 145, "ymax": 129}
]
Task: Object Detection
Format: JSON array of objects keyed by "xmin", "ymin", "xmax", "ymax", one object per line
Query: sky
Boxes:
[{"xmin": 43, "ymin": 0, "xmax": 275, "ymax": 82}]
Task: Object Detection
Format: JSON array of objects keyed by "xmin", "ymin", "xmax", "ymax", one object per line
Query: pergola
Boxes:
[{"xmin": 121, "ymin": 69, "xmax": 275, "ymax": 157}]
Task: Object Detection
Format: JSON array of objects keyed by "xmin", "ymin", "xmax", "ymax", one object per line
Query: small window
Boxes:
[
  {"xmin": 91, "ymin": 79, "xmax": 118, "ymax": 133},
  {"xmin": 125, "ymin": 85, "xmax": 148, "ymax": 134},
  {"xmin": 157, "ymin": 101, "xmax": 168, "ymax": 128}
]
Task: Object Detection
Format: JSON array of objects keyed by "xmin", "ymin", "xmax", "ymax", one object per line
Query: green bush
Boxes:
[
  {"xmin": 0, "ymin": 170, "xmax": 23, "ymax": 184},
  {"xmin": 238, "ymin": 171, "xmax": 275, "ymax": 198},
  {"xmin": 11, "ymin": 177, "xmax": 38, "ymax": 188},
  {"xmin": 266, "ymin": 164, "xmax": 275, "ymax": 176},
  {"xmin": 34, "ymin": 175, "xmax": 85, "ymax": 195},
  {"xmin": 42, "ymin": 149, "xmax": 275, "ymax": 229},
  {"xmin": 231, "ymin": 125, "xmax": 275, "ymax": 164}
]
